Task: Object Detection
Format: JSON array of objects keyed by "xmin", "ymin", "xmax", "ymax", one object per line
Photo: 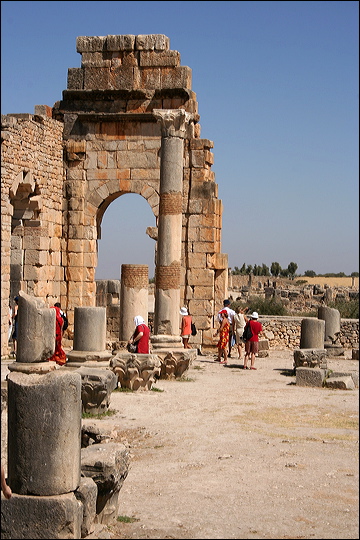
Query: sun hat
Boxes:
[
  {"xmin": 180, "ymin": 307, "xmax": 188, "ymax": 316},
  {"xmin": 220, "ymin": 309, "xmax": 228, "ymax": 315},
  {"xmin": 250, "ymin": 311, "xmax": 259, "ymax": 319}
]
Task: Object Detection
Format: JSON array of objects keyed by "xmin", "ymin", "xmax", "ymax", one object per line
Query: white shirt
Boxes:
[{"xmin": 217, "ymin": 306, "xmax": 235, "ymax": 325}]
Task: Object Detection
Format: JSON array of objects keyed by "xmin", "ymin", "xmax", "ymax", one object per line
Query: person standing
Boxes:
[
  {"xmin": 128, "ymin": 315, "xmax": 150, "ymax": 354},
  {"xmin": 48, "ymin": 304, "xmax": 67, "ymax": 366},
  {"xmin": 180, "ymin": 307, "xmax": 192, "ymax": 349},
  {"xmin": 217, "ymin": 299, "xmax": 236, "ymax": 358},
  {"xmin": 233, "ymin": 306, "xmax": 249, "ymax": 360},
  {"xmin": 54, "ymin": 302, "xmax": 68, "ymax": 334},
  {"xmin": 214, "ymin": 309, "xmax": 230, "ymax": 364},
  {"xmin": 1, "ymin": 465, "xmax": 12, "ymax": 499},
  {"xmin": 243, "ymin": 311, "xmax": 263, "ymax": 370}
]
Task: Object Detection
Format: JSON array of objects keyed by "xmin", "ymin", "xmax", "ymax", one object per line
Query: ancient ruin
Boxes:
[{"xmin": 1, "ymin": 33, "xmax": 229, "ymax": 359}]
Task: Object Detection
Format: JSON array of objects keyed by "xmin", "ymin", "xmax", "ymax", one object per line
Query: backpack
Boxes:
[
  {"xmin": 191, "ymin": 322, "xmax": 197, "ymax": 336},
  {"xmin": 61, "ymin": 312, "xmax": 69, "ymax": 332},
  {"xmin": 242, "ymin": 323, "xmax": 253, "ymax": 342}
]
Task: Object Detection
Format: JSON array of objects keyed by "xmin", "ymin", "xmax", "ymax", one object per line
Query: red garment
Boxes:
[
  {"xmin": 135, "ymin": 323, "xmax": 150, "ymax": 354},
  {"xmin": 247, "ymin": 320, "xmax": 263, "ymax": 342},
  {"xmin": 181, "ymin": 315, "xmax": 192, "ymax": 336},
  {"xmin": 48, "ymin": 306, "xmax": 67, "ymax": 365},
  {"xmin": 218, "ymin": 319, "xmax": 230, "ymax": 350}
]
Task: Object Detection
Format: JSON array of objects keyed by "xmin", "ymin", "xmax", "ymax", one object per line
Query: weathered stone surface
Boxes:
[
  {"xmin": 1, "ymin": 492, "xmax": 83, "ymax": 539},
  {"xmin": 296, "ymin": 367, "xmax": 326, "ymax": 387},
  {"xmin": 293, "ymin": 348, "xmax": 328, "ymax": 369},
  {"xmin": 110, "ymin": 353, "xmax": 161, "ymax": 390},
  {"xmin": 325, "ymin": 376, "xmax": 355, "ymax": 390},
  {"xmin": 75, "ymin": 476, "xmax": 98, "ymax": 538},
  {"xmin": 81, "ymin": 442, "xmax": 129, "ymax": 525},
  {"xmin": 75, "ymin": 367, "xmax": 118, "ymax": 414}
]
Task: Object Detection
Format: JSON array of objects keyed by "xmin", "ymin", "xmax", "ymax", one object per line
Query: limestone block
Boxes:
[
  {"xmin": 75, "ymin": 476, "xmax": 98, "ymax": 538},
  {"xmin": 1, "ymin": 492, "xmax": 83, "ymax": 539},
  {"xmin": 160, "ymin": 66, "xmax": 192, "ymax": 90},
  {"xmin": 257, "ymin": 339, "xmax": 270, "ymax": 358},
  {"xmin": 296, "ymin": 367, "xmax": 326, "ymax": 387},
  {"xmin": 81, "ymin": 442, "xmax": 130, "ymax": 525},
  {"xmin": 140, "ymin": 50, "xmax": 180, "ymax": 67},
  {"xmin": 325, "ymin": 376, "xmax": 355, "ymax": 390}
]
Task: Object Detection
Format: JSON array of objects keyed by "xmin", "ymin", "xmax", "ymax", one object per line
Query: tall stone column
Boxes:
[
  {"xmin": 120, "ymin": 264, "xmax": 149, "ymax": 341},
  {"xmin": 152, "ymin": 109, "xmax": 192, "ymax": 349}
]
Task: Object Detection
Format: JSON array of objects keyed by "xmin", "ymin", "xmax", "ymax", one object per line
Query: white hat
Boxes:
[
  {"xmin": 180, "ymin": 307, "xmax": 188, "ymax": 316},
  {"xmin": 251, "ymin": 311, "xmax": 259, "ymax": 319}
]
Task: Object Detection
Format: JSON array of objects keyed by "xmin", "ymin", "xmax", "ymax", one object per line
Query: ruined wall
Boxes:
[
  {"xmin": 1, "ymin": 34, "xmax": 228, "ymax": 356},
  {"xmin": 1, "ymin": 111, "xmax": 65, "ymax": 357}
]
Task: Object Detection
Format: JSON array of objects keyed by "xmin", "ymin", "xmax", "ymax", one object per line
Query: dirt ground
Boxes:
[{"xmin": 87, "ymin": 349, "xmax": 359, "ymax": 540}]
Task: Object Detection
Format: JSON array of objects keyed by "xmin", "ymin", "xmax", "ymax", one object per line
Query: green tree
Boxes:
[
  {"xmin": 270, "ymin": 262, "xmax": 281, "ymax": 277},
  {"xmin": 240, "ymin": 263, "xmax": 246, "ymax": 274},
  {"xmin": 261, "ymin": 263, "xmax": 270, "ymax": 276},
  {"xmin": 280, "ymin": 268, "xmax": 289, "ymax": 278},
  {"xmin": 246, "ymin": 265, "xmax": 253, "ymax": 275},
  {"xmin": 351, "ymin": 272, "xmax": 359, "ymax": 277},
  {"xmin": 304, "ymin": 270, "xmax": 316, "ymax": 277},
  {"xmin": 287, "ymin": 262, "xmax": 298, "ymax": 279}
]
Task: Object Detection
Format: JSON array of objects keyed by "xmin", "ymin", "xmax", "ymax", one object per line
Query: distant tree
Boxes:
[
  {"xmin": 270, "ymin": 262, "xmax": 281, "ymax": 277},
  {"xmin": 253, "ymin": 264, "xmax": 259, "ymax": 276},
  {"xmin": 232, "ymin": 266, "xmax": 242, "ymax": 275},
  {"xmin": 240, "ymin": 263, "xmax": 246, "ymax": 274},
  {"xmin": 280, "ymin": 268, "xmax": 289, "ymax": 278},
  {"xmin": 304, "ymin": 270, "xmax": 316, "ymax": 277},
  {"xmin": 287, "ymin": 262, "xmax": 298, "ymax": 279},
  {"xmin": 246, "ymin": 265, "xmax": 253, "ymax": 275},
  {"xmin": 261, "ymin": 263, "xmax": 270, "ymax": 276},
  {"xmin": 351, "ymin": 272, "xmax": 359, "ymax": 277}
]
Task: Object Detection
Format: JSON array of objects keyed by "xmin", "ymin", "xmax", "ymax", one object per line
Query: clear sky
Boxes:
[{"xmin": 2, "ymin": 1, "xmax": 359, "ymax": 279}]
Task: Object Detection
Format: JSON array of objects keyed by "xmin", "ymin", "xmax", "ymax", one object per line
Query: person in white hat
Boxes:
[
  {"xmin": 180, "ymin": 307, "xmax": 192, "ymax": 349},
  {"xmin": 243, "ymin": 311, "xmax": 263, "ymax": 370}
]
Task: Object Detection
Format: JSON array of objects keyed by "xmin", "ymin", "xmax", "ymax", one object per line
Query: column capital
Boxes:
[{"xmin": 153, "ymin": 109, "xmax": 193, "ymax": 138}]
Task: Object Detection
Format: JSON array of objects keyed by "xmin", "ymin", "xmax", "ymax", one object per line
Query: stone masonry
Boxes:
[{"xmin": 1, "ymin": 34, "xmax": 229, "ymax": 358}]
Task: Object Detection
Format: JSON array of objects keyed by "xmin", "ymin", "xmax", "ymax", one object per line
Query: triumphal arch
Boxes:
[{"xmin": 1, "ymin": 34, "xmax": 228, "ymax": 357}]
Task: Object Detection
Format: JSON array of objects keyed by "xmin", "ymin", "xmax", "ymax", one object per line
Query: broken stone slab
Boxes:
[
  {"xmin": 295, "ymin": 367, "xmax": 327, "ymax": 387},
  {"xmin": 257, "ymin": 339, "xmax": 269, "ymax": 358},
  {"xmin": 81, "ymin": 442, "xmax": 130, "ymax": 525},
  {"xmin": 75, "ymin": 476, "xmax": 98, "ymax": 538},
  {"xmin": 327, "ymin": 371, "xmax": 359, "ymax": 388},
  {"xmin": 325, "ymin": 376, "xmax": 355, "ymax": 390},
  {"xmin": 0, "ymin": 492, "xmax": 83, "ymax": 539},
  {"xmin": 324, "ymin": 343, "xmax": 345, "ymax": 356},
  {"xmin": 293, "ymin": 348, "xmax": 328, "ymax": 369},
  {"xmin": 74, "ymin": 366, "xmax": 118, "ymax": 415},
  {"xmin": 110, "ymin": 352, "xmax": 161, "ymax": 390}
]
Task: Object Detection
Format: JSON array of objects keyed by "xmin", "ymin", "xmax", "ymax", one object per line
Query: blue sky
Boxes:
[{"xmin": 2, "ymin": 1, "xmax": 359, "ymax": 279}]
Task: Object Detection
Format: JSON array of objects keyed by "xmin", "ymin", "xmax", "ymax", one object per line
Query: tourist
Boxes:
[
  {"xmin": 233, "ymin": 306, "xmax": 249, "ymax": 360},
  {"xmin": 48, "ymin": 304, "xmax": 67, "ymax": 365},
  {"xmin": 8, "ymin": 303, "xmax": 13, "ymax": 343},
  {"xmin": 1, "ymin": 465, "xmax": 12, "ymax": 499},
  {"xmin": 11, "ymin": 296, "xmax": 19, "ymax": 357},
  {"xmin": 180, "ymin": 307, "xmax": 192, "ymax": 349},
  {"xmin": 214, "ymin": 309, "xmax": 230, "ymax": 364},
  {"xmin": 128, "ymin": 315, "xmax": 150, "ymax": 354},
  {"xmin": 54, "ymin": 302, "xmax": 68, "ymax": 334},
  {"xmin": 217, "ymin": 299, "xmax": 236, "ymax": 358},
  {"xmin": 243, "ymin": 311, "xmax": 263, "ymax": 370}
]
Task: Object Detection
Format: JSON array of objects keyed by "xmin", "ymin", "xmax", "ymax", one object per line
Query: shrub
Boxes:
[
  {"xmin": 231, "ymin": 296, "xmax": 287, "ymax": 316},
  {"xmin": 328, "ymin": 299, "xmax": 359, "ymax": 319}
]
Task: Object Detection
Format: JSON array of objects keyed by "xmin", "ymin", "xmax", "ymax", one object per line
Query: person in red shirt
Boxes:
[
  {"xmin": 243, "ymin": 311, "xmax": 263, "ymax": 370},
  {"xmin": 128, "ymin": 315, "xmax": 150, "ymax": 354}
]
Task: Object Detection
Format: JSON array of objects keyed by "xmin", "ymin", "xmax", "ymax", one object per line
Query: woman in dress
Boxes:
[
  {"xmin": 128, "ymin": 315, "xmax": 150, "ymax": 354},
  {"xmin": 48, "ymin": 304, "xmax": 67, "ymax": 365},
  {"xmin": 215, "ymin": 309, "xmax": 230, "ymax": 364}
]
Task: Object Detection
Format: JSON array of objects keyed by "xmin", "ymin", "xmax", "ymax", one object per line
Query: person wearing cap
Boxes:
[
  {"xmin": 180, "ymin": 307, "xmax": 192, "ymax": 349},
  {"xmin": 214, "ymin": 309, "xmax": 230, "ymax": 364},
  {"xmin": 217, "ymin": 299, "xmax": 236, "ymax": 358},
  {"xmin": 243, "ymin": 311, "xmax": 263, "ymax": 370}
]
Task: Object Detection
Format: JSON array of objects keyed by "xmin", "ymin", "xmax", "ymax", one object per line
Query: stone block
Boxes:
[
  {"xmin": 1, "ymin": 492, "xmax": 83, "ymax": 539},
  {"xmin": 81, "ymin": 442, "xmax": 130, "ymax": 525},
  {"xmin": 75, "ymin": 476, "xmax": 98, "ymax": 538},
  {"xmin": 293, "ymin": 348, "xmax": 328, "ymax": 369},
  {"xmin": 325, "ymin": 376, "xmax": 355, "ymax": 390},
  {"xmin": 296, "ymin": 367, "xmax": 326, "ymax": 387}
]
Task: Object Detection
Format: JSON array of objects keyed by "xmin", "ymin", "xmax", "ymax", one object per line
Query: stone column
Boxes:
[
  {"xmin": 66, "ymin": 307, "xmax": 112, "ymax": 366},
  {"xmin": 152, "ymin": 109, "xmax": 192, "ymax": 348},
  {"xmin": 120, "ymin": 264, "xmax": 148, "ymax": 341},
  {"xmin": 300, "ymin": 318, "xmax": 325, "ymax": 349}
]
